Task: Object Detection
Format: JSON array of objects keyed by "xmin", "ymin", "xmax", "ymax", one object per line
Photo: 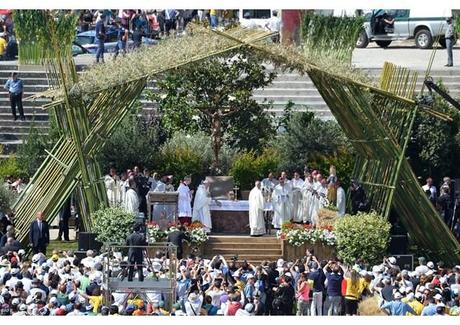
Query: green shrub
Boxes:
[
  {"xmin": 0, "ymin": 155, "xmax": 24, "ymax": 180},
  {"xmin": 229, "ymin": 151, "xmax": 260, "ymax": 191},
  {"xmin": 0, "ymin": 185, "xmax": 18, "ymax": 213},
  {"xmin": 229, "ymin": 147, "xmax": 281, "ymax": 190},
  {"xmin": 91, "ymin": 206, "xmax": 136, "ymax": 245},
  {"xmin": 158, "ymin": 131, "xmax": 238, "ymax": 185},
  {"xmin": 334, "ymin": 211, "xmax": 391, "ymax": 265}
]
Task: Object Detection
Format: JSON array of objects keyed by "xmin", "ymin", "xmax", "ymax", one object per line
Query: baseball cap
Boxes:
[
  {"xmin": 434, "ymin": 293, "xmax": 443, "ymax": 300},
  {"xmin": 388, "ymin": 257, "xmax": 397, "ymax": 264},
  {"xmin": 394, "ymin": 292, "xmax": 402, "ymax": 299},
  {"xmin": 244, "ymin": 303, "xmax": 254, "ymax": 313},
  {"xmin": 427, "ymin": 261, "xmax": 435, "ymax": 269}
]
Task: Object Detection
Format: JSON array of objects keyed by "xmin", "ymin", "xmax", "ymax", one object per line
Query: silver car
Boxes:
[{"xmin": 356, "ymin": 9, "xmax": 453, "ymax": 49}]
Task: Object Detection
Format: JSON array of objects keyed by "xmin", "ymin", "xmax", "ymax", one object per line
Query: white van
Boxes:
[
  {"xmin": 356, "ymin": 9, "xmax": 454, "ymax": 49},
  {"xmin": 238, "ymin": 9, "xmax": 278, "ymax": 29}
]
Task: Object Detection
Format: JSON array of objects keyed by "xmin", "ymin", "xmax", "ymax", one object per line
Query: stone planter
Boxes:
[{"xmin": 282, "ymin": 241, "xmax": 336, "ymax": 261}]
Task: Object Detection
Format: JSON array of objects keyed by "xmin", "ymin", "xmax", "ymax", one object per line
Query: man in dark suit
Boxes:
[
  {"xmin": 57, "ymin": 198, "xmax": 71, "ymax": 241},
  {"xmin": 167, "ymin": 224, "xmax": 188, "ymax": 259},
  {"xmin": 126, "ymin": 222, "xmax": 147, "ymax": 281},
  {"xmin": 29, "ymin": 211, "xmax": 50, "ymax": 254}
]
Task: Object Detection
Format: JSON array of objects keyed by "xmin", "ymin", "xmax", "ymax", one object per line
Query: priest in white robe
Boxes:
[
  {"xmin": 104, "ymin": 167, "xmax": 122, "ymax": 206},
  {"xmin": 271, "ymin": 178, "xmax": 292, "ymax": 229},
  {"xmin": 300, "ymin": 173, "xmax": 314, "ymax": 223},
  {"xmin": 291, "ymin": 172, "xmax": 305, "ymax": 223},
  {"xmin": 249, "ymin": 181, "xmax": 265, "ymax": 236},
  {"xmin": 192, "ymin": 180, "xmax": 212, "ymax": 233},
  {"xmin": 336, "ymin": 181, "xmax": 346, "ymax": 216},
  {"xmin": 123, "ymin": 179, "xmax": 139, "ymax": 215},
  {"xmin": 311, "ymin": 177, "xmax": 328, "ymax": 225},
  {"xmin": 178, "ymin": 177, "xmax": 193, "ymax": 225}
]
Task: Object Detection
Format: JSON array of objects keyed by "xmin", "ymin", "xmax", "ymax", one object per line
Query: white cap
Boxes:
[
  {"xmin": 12, "ymin": 298, "xmax": 20, "ymax": 305},
  {"xmin": 394, "ymin": 292, "xmax": 402, "ymax": 299},
  {"xmin": 32, "ymin": 254, "xmax": 40, "ymax": 263},
  {"xmin": 427, "ymin": 261, "xmax": 435, "ymax": 269},
  {"xmin": 415, "ymin": 292, "xmax": 423, "ymax": 299},
  {"xmin": 19, "ymin": 304, "xmax": 27, "ymax": 311},
  {"xmin": 388, "ymin": 257, "xmax": 397, "ymax": 265},
  {"xmin": 277, "ymin": 258, "xmax": 284, "ymax": 268},
  {"xmin": 434, "ymin": 293, "xmax": 443, "ymax": 300}
]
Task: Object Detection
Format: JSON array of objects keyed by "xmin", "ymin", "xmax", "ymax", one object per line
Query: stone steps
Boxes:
[{"xmin": 203, "ymin": 235, "xmax": 282, "ymax": 265}]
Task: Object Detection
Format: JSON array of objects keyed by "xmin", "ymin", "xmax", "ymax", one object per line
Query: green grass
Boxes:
[{"xmin": 47, "ymin": 240, "xmax": 78, "ymax": 257}]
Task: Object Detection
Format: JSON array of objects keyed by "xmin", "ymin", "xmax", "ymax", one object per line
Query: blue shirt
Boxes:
[
  {"xmin": 421, "ymin": 303, "xmax": 437, "ymax": 316},
  {"xmin": 381, "ymin": 300, "xmax": 416, "ymax": 316},
  {"xmin": 325, "ymin": 272, "xmax": 343, "ymax": 297},
  {"xmin": 95, "ymin": 20, "xmax": 105, "ymax": 40},
  {"xmin": 4, "ymin": 78, "xmax": 23, "ymax": 94}
]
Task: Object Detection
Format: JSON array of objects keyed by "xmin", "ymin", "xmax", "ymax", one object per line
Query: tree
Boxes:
[
  {"xmin": 97, "ymin": 112, "xmax": 162, "ymax": 174},
  {"xmin": 407, "ymin": 82, "xmax": 460, "ymax": 182},
  {"xmin": 150, "ymin": 48, "xmax": 277, "ymax": 172},
  {"xmin": 275, "ymin": 105, "xmax": 353, "ymax": 177}
]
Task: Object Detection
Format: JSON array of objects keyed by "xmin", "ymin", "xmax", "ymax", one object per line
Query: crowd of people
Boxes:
[
  {"xmin": 1, "ymin": 235, "xmax": 460, "ymax": 316},
  {"xmin": 422, "ymin": 176, "xmax": 460, "ymax": 240}
]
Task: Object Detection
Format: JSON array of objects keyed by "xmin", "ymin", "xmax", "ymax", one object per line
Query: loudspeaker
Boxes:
[
  {"xmin": 389, "ymin": 234, "xmax": 408, "ymax": 254},
  {"xmin": 78, "ymin": 232, "xmax": 103, "ymax": 252},
  {"xmin": 394, "ymin": 254, "xmax": 414, "ymax": 271}
]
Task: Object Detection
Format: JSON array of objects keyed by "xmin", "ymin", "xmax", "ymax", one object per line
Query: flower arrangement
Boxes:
[
  {"xmin": 146, "ymin": 222, "xmax": 166, "ymax": 244},
  {"xmin": 277, "ymin": 222, "xmax": 336, "ymax": 247},
  {"xmin": 186, "ymin": 221, "xmax": 209, "ymax": 245},
  {"xmin": 146, "ymin": 220, "xmax": 209, "ymax": 245}
]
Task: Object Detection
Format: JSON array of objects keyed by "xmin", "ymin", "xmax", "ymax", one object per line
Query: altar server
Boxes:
[
  {"xmin": 249, "ymin": 181, "xmax": 265, "ymax": 236},
  {"xmin": 272, "ymin": 177, "xmax": 292, "ymax": 229},
  {"xmin": 178, "ymin": 176, "xmax": 193, "ymax": 225}
]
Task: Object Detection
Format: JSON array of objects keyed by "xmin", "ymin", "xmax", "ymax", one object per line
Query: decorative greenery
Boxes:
[
  {"xmin": 13, "ymin": 10, "xmax": 78, "ymax": 64},
  {"xmin": 277, "ymin": 222, "xmax": 336, "ymax": 247},
  {"xmin": 334, "ymin": 212, "xmax": 391, "ymax": 265},
  {"xmin": 229, "ymin": 147, "xmax": 281, "ymax": 190},
  {"xmin": 150, "ymin": 48, "xmax": 277, "ymax": 170},
  {"xmin": 91, "ymin": 206, "xmax": 136, "ymax": 245},
  {"xmin": 300, "ymin": 13, "xmax": 364, "ymax": 64},
  {"xmin": 0, "ymin": 185, "xmax": 18, "ymax": 213}
]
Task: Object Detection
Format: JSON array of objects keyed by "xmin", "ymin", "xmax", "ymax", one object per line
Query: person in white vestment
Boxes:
[
  {"xmin": 192, "ymin": 180, "xmax": 212, "ymax": 233},
  {"xmin": 271, "ymin": 178, "xmax": 292, "ymax": 229},
  {"xmin": 261, "ymin": 172, "xmax": 278, "ymax": 193},
  {"xmin": 280, "ymin": 171, "xmax": 292, "ymax": 191},
  {"xmin": 178, "ymin": 177, "xmax": 193, "ymax": 225},
  {"xmin": 311, "ymin": 177, "xmax": 328, "ymax": 225},
  {"xmin": 291, "ymin": 172, "xmax": 305, "ymax": 222},
  {"xmin": 300, "ymin": 173, "xmax": 314, "ymax": 223},
  {"xmin": 104, "ymin": 167, "xmax": 122, "ymax": 206},
  {"xmin": 249, "ymin": 181, "xmax": 265, "ymax": 236},
  {"xmin": 336, "ymin": 181, "xmax": 346, "ymax": 216},
  {"xmin": 123, "ymin": 179, "xmax": 139, "ymax": 215}
]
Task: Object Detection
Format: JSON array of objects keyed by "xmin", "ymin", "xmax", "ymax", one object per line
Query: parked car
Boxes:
[
  {"xmin": 238, "ymin": 9, "xmax": 277, "ymax": 29},
  {"xmin": 356, "ymin": 9, "xmax": 455, "ymax": 49},
  {"xmin": 75, "ymin": 28, "xmax": 158, "ymax": 55}
]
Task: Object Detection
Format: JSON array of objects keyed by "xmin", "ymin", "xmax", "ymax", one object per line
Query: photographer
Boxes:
[
  {"xmin": 272, "ymin": 274, "xmax": 295, "ymax": 315},
  {"xmin": 125, "ymin": 222, "xmax": 147, "ymax": 282}
]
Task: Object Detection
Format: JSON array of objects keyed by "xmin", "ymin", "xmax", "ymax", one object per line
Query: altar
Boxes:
[{"xmin": 210, "ymin": 200, "xmax": 272, "ymax": 234}]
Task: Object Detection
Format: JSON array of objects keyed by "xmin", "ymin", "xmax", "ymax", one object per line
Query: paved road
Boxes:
[
  {"xmin": 1, "ymin": 40, "xmax": 458, "ymax": 72},
  {"xmin": 353, "ymin": 41, "xmax": 460, "ymax": 71}
]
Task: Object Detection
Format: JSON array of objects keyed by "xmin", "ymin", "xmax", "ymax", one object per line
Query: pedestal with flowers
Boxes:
[
  {"xmin": 278, "ymin": 222, "xmax": 337, "ymax": 261},
  {"xmin": 146, "ymin": 221, "xmax": 209, "ymax": 257}
]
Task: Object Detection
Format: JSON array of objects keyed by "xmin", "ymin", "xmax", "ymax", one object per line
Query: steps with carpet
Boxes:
[{"xmin": 203, "ymin": 235, "xmax": 282, "ymax": 265}]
